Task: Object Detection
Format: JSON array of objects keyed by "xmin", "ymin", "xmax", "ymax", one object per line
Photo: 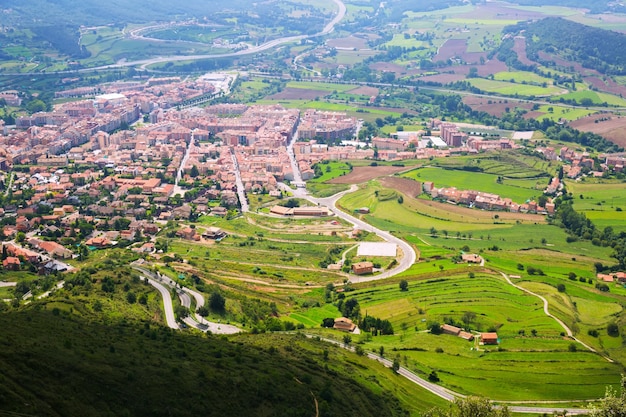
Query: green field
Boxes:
[
  {"xmin": 553, "ymin": 90, "xmax": 626, "ymax": 107},
  {"xmin": 427, "ymin": 152, "xmax": 556, "ymax": 179},
  {"xmin": 295, "ymin": 274, "xmax": 622, "ymax": 401},
  {"xmin": 403, "ymin": 167, "xmax": 544, "ymax": 203},
  {"xmin": 535, "ymin": 105, "xmax": 595, "ymax": 122},
  {"xmin": 286, "ymin": 81, "xmax": 355, "ymax": 92},
  {"xmin": 468, "ymin": 79, "xmax": 563, "ymax": 97},
  {"xmin": 493, "ymin": 71, "xmax": 554, "ymax": 85},
  {"xmin": 566, "ymin": 180, "xmax": 626, "ymax": 233}
]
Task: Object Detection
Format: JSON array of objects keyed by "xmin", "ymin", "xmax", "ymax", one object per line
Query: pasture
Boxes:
[{"xmin": 534, "ymin": 105, "xmax": 594, "ymax": 122}]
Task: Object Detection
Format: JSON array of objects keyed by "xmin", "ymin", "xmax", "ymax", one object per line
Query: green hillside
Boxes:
[{"xmin": 0, "ymin": 268, "xmax": 434, "ymax": 417}]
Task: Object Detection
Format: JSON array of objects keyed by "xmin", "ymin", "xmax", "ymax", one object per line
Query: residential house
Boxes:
[
  {"xmin": 3, "ymin": 257, "xmax": 21, "ymax": 271},
  {"xmin": 352, "ymin": 261, "xmax": 374, "ymax": 275},
  {"xmin": 480, "ymin": 332, "xmax": 499, "ymax": 345},
  {"xmin": 333, "ymin": 317, "xmax": 356, "ymax": 332}
]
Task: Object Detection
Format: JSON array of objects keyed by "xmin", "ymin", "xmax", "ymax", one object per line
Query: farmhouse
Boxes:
[
  {"xmin": 442, "ymin": 324, "xmax": 462, "ymax": 336},
  {"xmin": 597, "ymin": 273, "xmax": 614, "ymax": 283},
  {"xmin": 202, "ymin": 227, "xmax": 227, "ymax": 240},
  {"xmin": 459, "ymin": 331, "xmax": 475, "ymax": 341},
  {"xmin": 352, "ymin": 261, "xmax": 374, "ymax": 275},
  {"xmin": 462, "ymin": 253, "xmax": 482, "ymax": 264},
  {"xmin": 333, "ymin": 317, "xmax": 356, "ymax": 332},
  {"xmin": 480, "ymin": 332, "xmax": 499, "ymax": 345}
]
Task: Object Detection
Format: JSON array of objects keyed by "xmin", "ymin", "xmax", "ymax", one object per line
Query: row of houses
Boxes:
[{"xmin": 442, "ymin": 324, "xmax": 498, "ymax": 345}]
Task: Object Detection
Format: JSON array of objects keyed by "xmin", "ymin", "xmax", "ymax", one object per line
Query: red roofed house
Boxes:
[
  {"xmin": 480, "ymin": 332, "xmax": 499, "ymax": 345},
  {"xmin": 3, "ymin": 256, "xmax": 20, "ymax": 271}
]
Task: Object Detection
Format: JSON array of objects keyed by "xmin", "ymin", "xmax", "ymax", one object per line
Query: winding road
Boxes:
[
  {"xmin": 3, "ymin": 0, "xmax": 347, "ymax": 76},
  {"xmin": 133, "ymin": 265, "xmax": 241, "ymax": 334}
]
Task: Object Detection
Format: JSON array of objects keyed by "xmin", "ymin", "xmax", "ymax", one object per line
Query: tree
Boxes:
[
  {"xmin": 428, "ymin": 322, "xmax": 442, "ymax": 335},
  {"xmin": 175, "ymin": 305, "xmax": 189, "ymax": 320},
  {"xmin": 209, "ymin": 292, "xmax": 226, "ymax": 313},
  {"xmin": 607, "ymin": 322, "xmax": 620, "ymax": 337},
  {"xmin": 343, "ymin": 335, "xmax": 352, "ymax": 346},
  {"xmin": 322, "ymin": 317, "xmax": 335, "ymax": 328},
  {"xmin": 461, "ymin": 311, "xmax": 476, "ymax": 328},
  {"xmin": 378, "ymin": 346, "xmax": 385, "ymax": 357},
  {"xmin": 399, "ymin": 279, "xmax": 409, "ymax": 292},
  {"xmin": 126, "ymin": 292, "xmax": 136, "ymax": 304},
  {"xmin": 190, "ymin": 165, "xmax": 200, "ymax": 178},
  {"xmin": 424, "ymin": 396, "xmax": 510, "ymax": 417},
  {"xmin": 392, "ymin": 357, "xmax": 400, "ymax": 373},
  {"xmin": 197, "ymin": 306, "xmax": 209, "ymax": 317}
]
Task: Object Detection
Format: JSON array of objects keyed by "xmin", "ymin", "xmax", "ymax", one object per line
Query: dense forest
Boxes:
[{"xmin": 503, "ymin": 17, "xmax": 626, "ymax": 75}]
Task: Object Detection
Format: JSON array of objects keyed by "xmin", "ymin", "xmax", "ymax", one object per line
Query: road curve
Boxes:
[
  {"xmin": 133, "ymin": 265, "xmax": 241, "ymax": 334},
  {"xmin": 311, "ymin": 185, "xmax": 417, "ymax": 282},
  {"xmin": 284, "ymin": 183, "xmax": 417, "ymax": 282},
  {"xmin": 146, "ymin": 277, "xmax": 179, "ymax": 329}
]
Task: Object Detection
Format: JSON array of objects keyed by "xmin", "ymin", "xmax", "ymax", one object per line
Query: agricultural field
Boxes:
[
  {"xmin": 566, "ymin": 180, "xmax": 626, "ymax": 233},
  {"xmin": 426, "ymin": 152, "xmax": 557, "ymax": 179},
  {"xmin": 468, "ymin": 79, "xmax": 563, "ymax": 97},
  {"xmin": 492, "ymin": 71, "xmax": 554, "ymax": 85},
  {"xmin": 403, "ymin": 167, "xmax": 545, "ymax": 203},
  {"xmin": 295, "ymin": 273, "xmax": 623, "ymax": 401}
]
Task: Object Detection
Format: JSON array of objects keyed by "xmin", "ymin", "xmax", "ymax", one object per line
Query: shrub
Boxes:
[{"xmin": 607, "ymin": 322, "xmax": 620, "ymax": 337}]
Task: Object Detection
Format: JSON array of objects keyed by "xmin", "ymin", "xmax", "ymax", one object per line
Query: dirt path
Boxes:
[{"xmin": 497, "ymin": 270, "xmax": 613, "ymax": 362}]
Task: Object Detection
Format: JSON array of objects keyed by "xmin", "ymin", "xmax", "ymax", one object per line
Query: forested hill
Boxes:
[
  {"xmin": 0, "ymin": 306, "xmax": 409, "ymax": 417},
  {"xmin": 1, "ymin": 0, "xmax": 326, "ymax": 30},
  {"xmin": 504, "ymin": 17, "xmax": 626, "ymax": 75},
  {"xmin": 2, "ymin": 0, "xmax": 255, "ymax": 26}
]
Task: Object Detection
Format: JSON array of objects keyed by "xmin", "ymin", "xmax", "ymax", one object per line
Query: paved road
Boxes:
[
  {"xmin": 146, "ymin": 277, "xmax": 179, "ymax": 329},
  {"xmin": 0, "ymin": 282, "xmax": 17, "ymax": 288},
  {"xmin": 310, "ymin": 186, "xmax": 417, "ymax": 282},
  {"xmin": 231, "ymin": 149, "xmax": 250, "ymax": 213},
  {"xmin": 281, "ymin": 181, "xmax": 417, "ymax": 281},
  {"xmin": 133, "ymin": 265, "xmax": 241, "ymax": 334}
]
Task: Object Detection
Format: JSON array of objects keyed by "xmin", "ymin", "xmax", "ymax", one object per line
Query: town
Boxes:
[{"xmin": 0, "ymin": 72, "xmax": 625, "ymax": 270}]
